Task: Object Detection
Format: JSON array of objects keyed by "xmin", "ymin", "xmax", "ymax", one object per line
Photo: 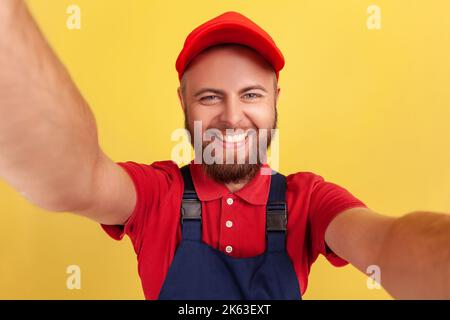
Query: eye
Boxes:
[
  {"xmin": 243, "ymin": 93, "xmax": 262, "ymax": 99},
  {"xmin": 200, "ymin": 95, "xmax": 219, "ymax": 102}
]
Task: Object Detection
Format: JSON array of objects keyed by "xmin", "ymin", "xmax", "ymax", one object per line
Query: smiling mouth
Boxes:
[{"xmin": 213, "ymin": 131, "xmax": 249, "ymax": 149}]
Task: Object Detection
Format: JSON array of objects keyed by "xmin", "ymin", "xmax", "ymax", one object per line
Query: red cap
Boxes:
[{"xmin": 176, "ymin": 11, "xmax": 285, "ymax": 82}]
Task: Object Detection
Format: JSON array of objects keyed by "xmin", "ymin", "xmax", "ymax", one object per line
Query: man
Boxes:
[{"xmin": 0, "ymin": 1, "xmax": 449, "ymax": 299}]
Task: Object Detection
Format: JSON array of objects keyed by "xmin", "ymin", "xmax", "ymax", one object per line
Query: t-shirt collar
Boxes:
[{"xmin": 188, "ymin": 161, "xmax": 272, "ymax": 205}]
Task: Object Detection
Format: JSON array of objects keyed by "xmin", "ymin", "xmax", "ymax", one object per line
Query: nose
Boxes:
[{"xmin": 219, "ymin": 96, "xmax": 245, "ymax": 128}]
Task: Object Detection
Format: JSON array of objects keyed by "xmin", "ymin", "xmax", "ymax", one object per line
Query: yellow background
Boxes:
[{"xmin": 1, "ymin": 0, "xmax": 449, "ymax": 299}]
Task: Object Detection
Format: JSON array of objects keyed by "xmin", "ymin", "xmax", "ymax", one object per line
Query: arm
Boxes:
[
  {"xmin": 0, "ymin": 0, "xmax": 135, "ymax": 224},
  {"xmin": 325, "ymin": 207, "xmax": 450, "ymax": 299}
]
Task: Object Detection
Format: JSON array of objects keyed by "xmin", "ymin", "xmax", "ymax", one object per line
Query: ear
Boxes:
[
  {"xmin": 177, "ymin": 87, "xmax": 186, "ymax": 113},
  {"xmin": 276, "ymin": 86, "xmax": 281, "ymax": 104}
]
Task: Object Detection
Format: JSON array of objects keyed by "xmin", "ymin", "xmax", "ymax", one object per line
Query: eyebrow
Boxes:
[{"xmin": 193, "ymin": 85, "xmax": 268, "ymax": 98}]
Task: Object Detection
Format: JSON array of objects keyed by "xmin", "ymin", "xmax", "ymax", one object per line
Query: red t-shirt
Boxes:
[{"xmin": 101, "ymin": 160, "xmax": 367, "ymax": 299}]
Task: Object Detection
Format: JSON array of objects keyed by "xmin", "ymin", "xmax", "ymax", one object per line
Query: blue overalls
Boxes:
[{"xmin": 158, "ymin": 165, "xmax": 302, "ymax": 300}]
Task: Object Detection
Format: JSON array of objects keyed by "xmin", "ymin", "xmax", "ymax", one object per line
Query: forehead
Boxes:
[{"xmin": 182, "ymin": 45, "xmax": 275, "ymax": 92}]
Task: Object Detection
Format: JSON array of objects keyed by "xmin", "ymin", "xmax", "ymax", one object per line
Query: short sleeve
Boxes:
[
  {"xmin": 100, "ymin": 160, "xmax": 180, "ymax": 254},
  {"xmin": 308, "ymin": 177, "xmax": 367, "ymax": 267}
]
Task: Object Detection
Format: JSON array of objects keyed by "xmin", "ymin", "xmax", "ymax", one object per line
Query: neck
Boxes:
[{"xmin": 225, "ymin": 180, "xmax": 249, "ymax": 193}]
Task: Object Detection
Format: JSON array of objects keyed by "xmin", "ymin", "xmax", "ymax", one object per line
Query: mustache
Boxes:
[
  {"xmin": 204, "ymin": 127, "xmax": 254, "ymax": 131},
  {"xmin": 203, "ymin": 127, "xmax": 270, "ymax": 135}
]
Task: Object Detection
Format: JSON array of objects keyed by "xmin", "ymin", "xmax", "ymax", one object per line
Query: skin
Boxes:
[
  {"xmin": 178, "ymin": 44, "xmax": 279, "ymax": 192},
  {"xmin": 0, "ymin": 0, "xmax": 135, "ymax": 225},
  {"xmin": 0, "ymin": 0, "xmax": 449, "ymax": 299}
]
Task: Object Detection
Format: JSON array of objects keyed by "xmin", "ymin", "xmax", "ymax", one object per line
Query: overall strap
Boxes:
[
  {"xmin": 266, "ymin": 171, "xmax": 288, "ymax": 252},
  {"xmin": 180, "ymin": 165, "xmax": 202, "ymax": 240},
  {"xmin": 180, "ymin": 165, "xmax": 288, "ymax": 251}
]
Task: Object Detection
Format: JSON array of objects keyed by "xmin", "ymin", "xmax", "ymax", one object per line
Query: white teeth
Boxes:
[{"xmin": 222, "ymin": 132, "xmax": 247, "ymax": 143}]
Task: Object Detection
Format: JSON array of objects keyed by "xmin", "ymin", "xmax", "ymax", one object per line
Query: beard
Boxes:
[
  {"xmin": 184, "ymin": 110, "xmax": 277, "ymax": 184},
  {"xmin": 204, "ymin": 162, "xmax": 262, "ymax": 185}
]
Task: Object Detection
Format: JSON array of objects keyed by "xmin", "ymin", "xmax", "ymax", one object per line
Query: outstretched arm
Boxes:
[
  {"xmin": 0, "ymin": 0, "xmax": 135, "ymax": 224},
  {"xmin": 325, "ymin": 207, "xmax": 450, "ymax": 299}
]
